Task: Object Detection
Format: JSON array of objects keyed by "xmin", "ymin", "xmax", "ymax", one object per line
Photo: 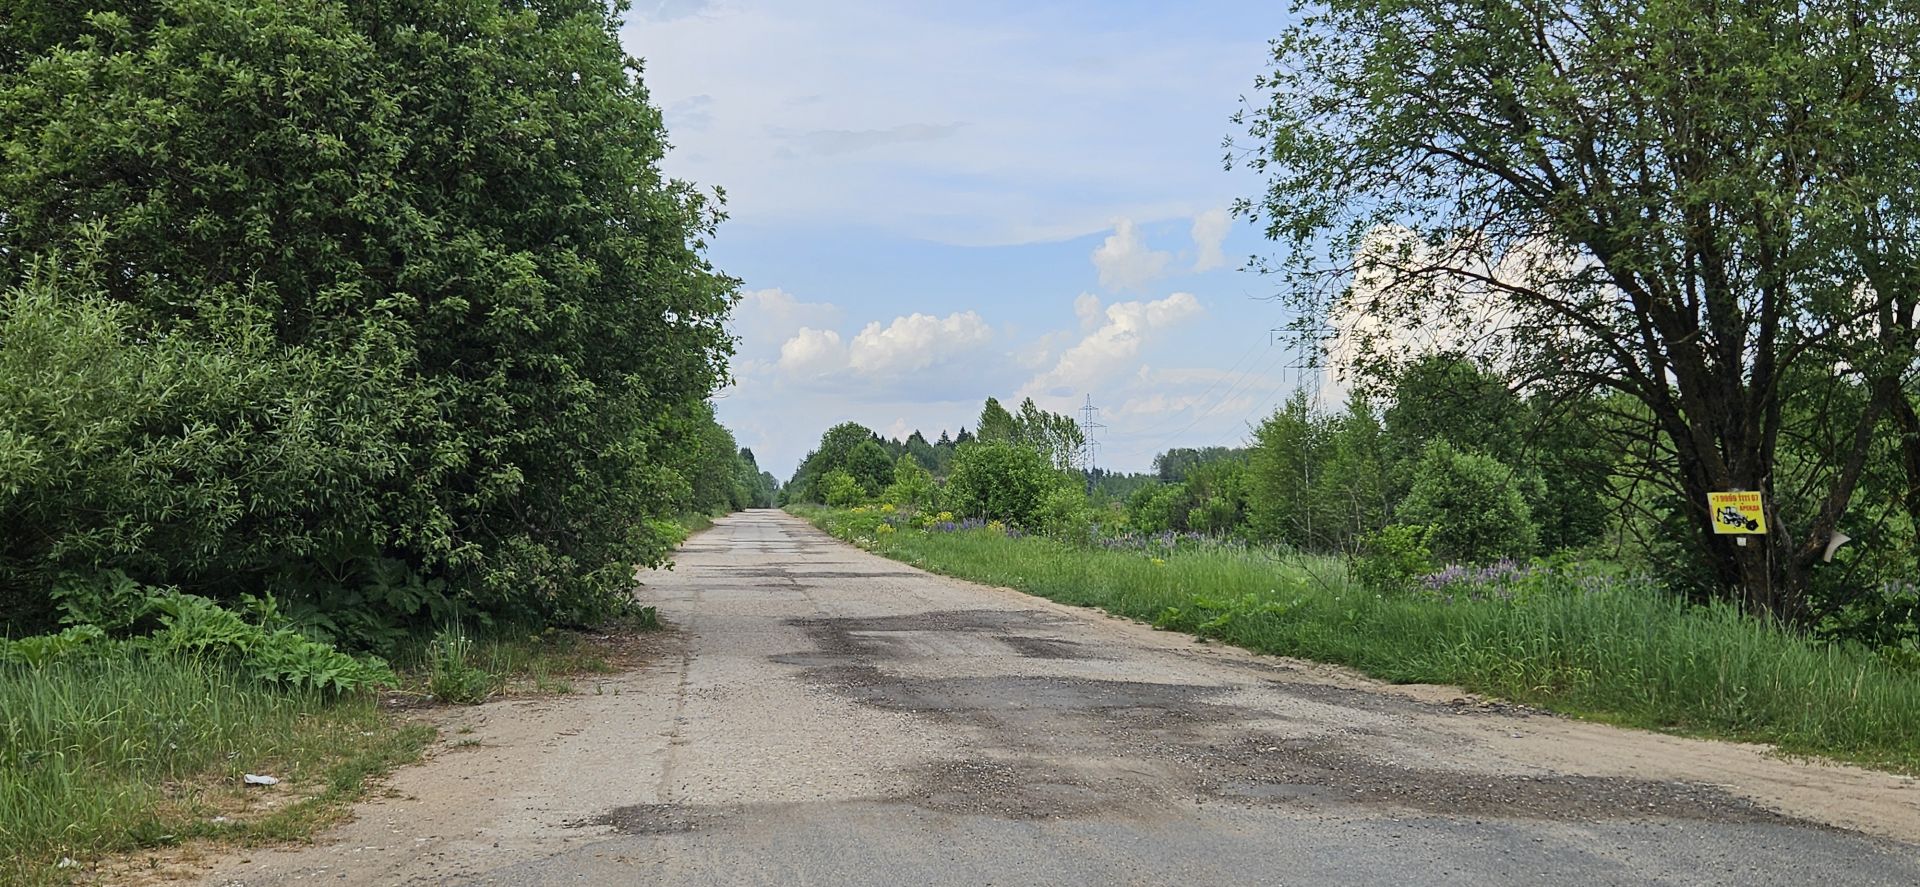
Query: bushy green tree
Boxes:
[
  {"xmin": 1126, "ymin": 483, "xmax": 1187, "ymax": 535},
  {"xmin": 943, "ymin": 442, "xmax": 1063, "ymax": 527},
  {"xmin": 821, "ymin": 470, "xmax": 866, "ymax": 508},
  {"xmin": 844, "ymin": 441, "xmax": 895, "ymax": 496},
  {"xmin": 1033, "ymin": 485, "xmax": 1094, "ymax": 540},
  {"xmin": 1153, "ymin": 447, "xmax": 1245, "ymax": 483},
  {"xmin": 976, "ymin": 397, "xmax": 1086, "ymax": 470},
  {"xmin": 884, "ymin": 455, "xmax": 936, "ymax": 509},
  {"xmin": 787, "ymin": 422, "xmax": 881, "ymax": 502},
  {"xmin": 1382, "ymin": 356, "xmax": 1522, "ymax": 469},
  {"xmin": 0, "ymin": 0, "xmax": 736, "ymax": 633},
  {"xmin": 977, "ymin": 398, "xmax": 1019, "ymax": 444},
  {"xmin": 1397, "ymin": 441, "xmax": 1537, "ymax": 564}
]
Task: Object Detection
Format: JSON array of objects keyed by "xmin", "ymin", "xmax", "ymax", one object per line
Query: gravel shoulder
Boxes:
[{"xmin": 178, "ymin": 510, "xmax": 1920, "ymax": 886}]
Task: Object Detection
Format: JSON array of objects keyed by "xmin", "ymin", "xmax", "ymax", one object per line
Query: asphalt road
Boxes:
[{"xmin": 195, "ymin": 509, "xmax": 1920, "ymax": 886}]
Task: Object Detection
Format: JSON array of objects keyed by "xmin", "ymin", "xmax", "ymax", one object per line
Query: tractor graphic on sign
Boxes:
[{"xmin": 1707, "ymin": 492, "xmax": 1766, "ymax": 534}]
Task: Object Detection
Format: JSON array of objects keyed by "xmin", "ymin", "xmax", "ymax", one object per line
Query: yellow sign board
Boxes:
[{"xmin": 1708, "ymin": 491, "xmax": 1767, "ymax": 534}]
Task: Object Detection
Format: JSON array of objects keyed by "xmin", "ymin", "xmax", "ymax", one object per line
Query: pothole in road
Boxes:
[
  {"xmin": 572, "ymin": 803, "xmax": 721, "ymax": 836},
  {"xmin": 998, "ymin": 636, "xmax": 1090, "ymax": 659},
  {"xmin": 910, "ymin": 759, "xmax": 1111, "ymax": 820},
  {"xmin": 802, "ymin": 667, "xmax": 1242, "ymax": 733},
  {"xmin": 786, "ymin": 609, "xmax": 1105, "ymax": 662},
  {"xmin": 1193, "ymin": 735, "xmax": 1800, "ymax": 825}
]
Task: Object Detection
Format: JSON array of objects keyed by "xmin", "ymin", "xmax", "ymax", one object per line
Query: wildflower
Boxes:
[
  {"xmin": 880, "ymin": 503, "xmax": 897, "ymax": 514},
  {"xmin": 876, "ymin": 524, "xmax": 896, "ymax": 535},
  {"xmin": 1151, "ymin": 557, "xmax": 1167, "ymax": 566}
]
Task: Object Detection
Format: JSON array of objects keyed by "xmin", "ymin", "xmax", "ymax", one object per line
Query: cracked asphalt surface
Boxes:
[{"xmin": 193, "ymin": 510, "xmax": 1920, "ymax": 886}]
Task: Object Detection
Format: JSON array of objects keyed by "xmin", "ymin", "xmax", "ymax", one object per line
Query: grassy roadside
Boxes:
[
  {"xmin": 0, "ymin": 656, "xmax": 431, "ymax": 885},
  {"xmin": 0, "ymin": 620, "xmax": 662, "ymax": 884},
  {"xmin": 793, "ymin": 505, "xmax": 1920, "ymax": 775}
]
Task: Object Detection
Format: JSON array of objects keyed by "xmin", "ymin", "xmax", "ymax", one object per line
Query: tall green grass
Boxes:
[
  {"xmin": 0, "ymin": 655, "xmax": 427, "ymax": 884},
  {"xmin": 806, "ymin": 511, "xmax": 1920, "ymax": 774}
]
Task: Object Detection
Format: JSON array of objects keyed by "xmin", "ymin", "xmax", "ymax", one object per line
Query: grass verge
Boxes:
[
  {"xmin": 2, "ymin": 618, "xmax": 662, "ymax": 883},
  {"xmin": 794, "ymin": 505, "xmax": 1920, "ymax": 774},
  {"xmin": 0, "ymin": 656, "xmax": 431, "ymax": 884}
]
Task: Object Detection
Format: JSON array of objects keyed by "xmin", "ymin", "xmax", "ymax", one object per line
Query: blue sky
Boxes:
[{"xmin": 620, "ymin": 1, "xmax": 1314, "ymax": 477}]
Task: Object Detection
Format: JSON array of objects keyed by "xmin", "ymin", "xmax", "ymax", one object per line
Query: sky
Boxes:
[{"xmin": 620, "ymin": 1, "xmax": 1315, "ymax": 478}]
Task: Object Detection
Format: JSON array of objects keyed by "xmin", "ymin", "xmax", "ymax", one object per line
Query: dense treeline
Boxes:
[{"xmin": 0, "ymin": 0, "xmax": 752, "ymax": 646}]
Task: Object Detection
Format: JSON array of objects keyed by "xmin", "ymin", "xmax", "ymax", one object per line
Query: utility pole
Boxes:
[
  {"xmin": 1078, "ymin": 394, "xmax": 1106, "ymax": 490},
  {"xmin": 1276, "ymin": 325, "xmax": 1326, "ymax": 546}
]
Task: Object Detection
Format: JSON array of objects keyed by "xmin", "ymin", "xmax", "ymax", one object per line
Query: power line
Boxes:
[
  {"xmin": 1116, "ymin": 337, "xmax": 1266, "ymax": 440},
  {"xmin": 1110, "ymin": 345, "xmax": 1289, "ymax": 462}
]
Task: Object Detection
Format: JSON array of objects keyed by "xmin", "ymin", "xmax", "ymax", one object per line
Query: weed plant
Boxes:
[
  {"xmin": 425, "ymin": 628, "xmax": 494, "ymax": 705},
  {"xmin": 801, "ymin": 508, "xmax": 1920, "ymax": 774}
]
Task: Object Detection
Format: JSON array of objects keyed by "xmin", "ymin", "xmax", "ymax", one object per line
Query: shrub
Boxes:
[
  {"xmin": 943, "ymin": 442, "xmax": 1064, "ymax": 527},
  {"xmin": 822, "ymin": 469, "xmax": 867, "ymax": 508},
  {"xmin": 0, "ymin": 0, "xmax": 735, "ymax": 633},
  {"xmin": 884, "ymin": 455, "xmax": 936, "ymax": 509},
  {"xmin": 1033, "ymin": 485, "xmax": 1095, "ymax": 541},
  {"xmin": 1126, "ymin": 483, "xmax": 1188, "ymax": 534},
  {"xmin": 1396, "ymin": 440, "xmax": 1538, "ymax": 564},
  {"xmin": 1351, "ymin": 524, "xmax": 1436, "ymax": 593}
]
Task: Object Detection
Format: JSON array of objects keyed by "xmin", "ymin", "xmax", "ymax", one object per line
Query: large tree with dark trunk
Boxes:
[{"xmin": 1237, "ymin": 0, "xmax": 1920, "ymax": 618}]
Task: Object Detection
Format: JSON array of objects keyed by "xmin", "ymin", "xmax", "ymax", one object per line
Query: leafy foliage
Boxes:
[
  {"xmin": 976, "ymin": 397, "xmax": 1086, "ymax": 470},
  {"xmin": 3, "ymin": 572, "xmax": 393, "ymax": 693},
  {"xmin": 1032, "ymin": 485, "xmax": 1095, "ymax": 541},
  {"xmin": 884, "ymin": 455, "xmax": 937, "ymax": 510},
  {"xmin": 0, "ymin": 0, "xmax": 742, "ymax": 633},
  {"xmin": 821, "ymin": 470, "xmax": 866, "ymax": 508},
  {"xmin": 1350, "ymin": 524, "xmax": 1436, "ymax": 595},
  {"xmin": 1246, "ymin": 392, "xmax": 1389, "ymax": 551},
  {"xmin": 1397, "ymin": 441, "xmax": 1538, "ymax": 564},
  {"xmin": 943, "ymin": 441, "xmax": 1068, "ymax": 528}
]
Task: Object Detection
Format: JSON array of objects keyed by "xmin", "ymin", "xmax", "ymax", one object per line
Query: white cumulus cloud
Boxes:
[
  {"xmin": 1190, "ymin": 207, "xmax": 1231, "ymax": 272},
  {"xmin": 777, "ymin": 327, "xmax": 847, "ymax": 377},
  {"xmin": 1023, "ymin": 292, "xmax": 1204, "ymax": 398},
  {"xmin": 848, "ymin": 311, "xmax": 995, "ymax": 373},
  {"xmin": 773, "ymin": 310, "xmax": 999, "ymax": 384},
  {"xmin": 1091, "ymin": 220, "xmax": 1172, "ymax": 292}
]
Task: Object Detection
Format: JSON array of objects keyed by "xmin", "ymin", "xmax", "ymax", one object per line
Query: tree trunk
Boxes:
[{"xmin": 1889, "ymin": 395, "xmax": 1920, "ymax": 572}]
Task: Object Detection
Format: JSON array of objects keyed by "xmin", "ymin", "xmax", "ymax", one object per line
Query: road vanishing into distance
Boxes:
[{"xmin": 196, "ymin": 510, "xmax": 1920, "ymax": 886}]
